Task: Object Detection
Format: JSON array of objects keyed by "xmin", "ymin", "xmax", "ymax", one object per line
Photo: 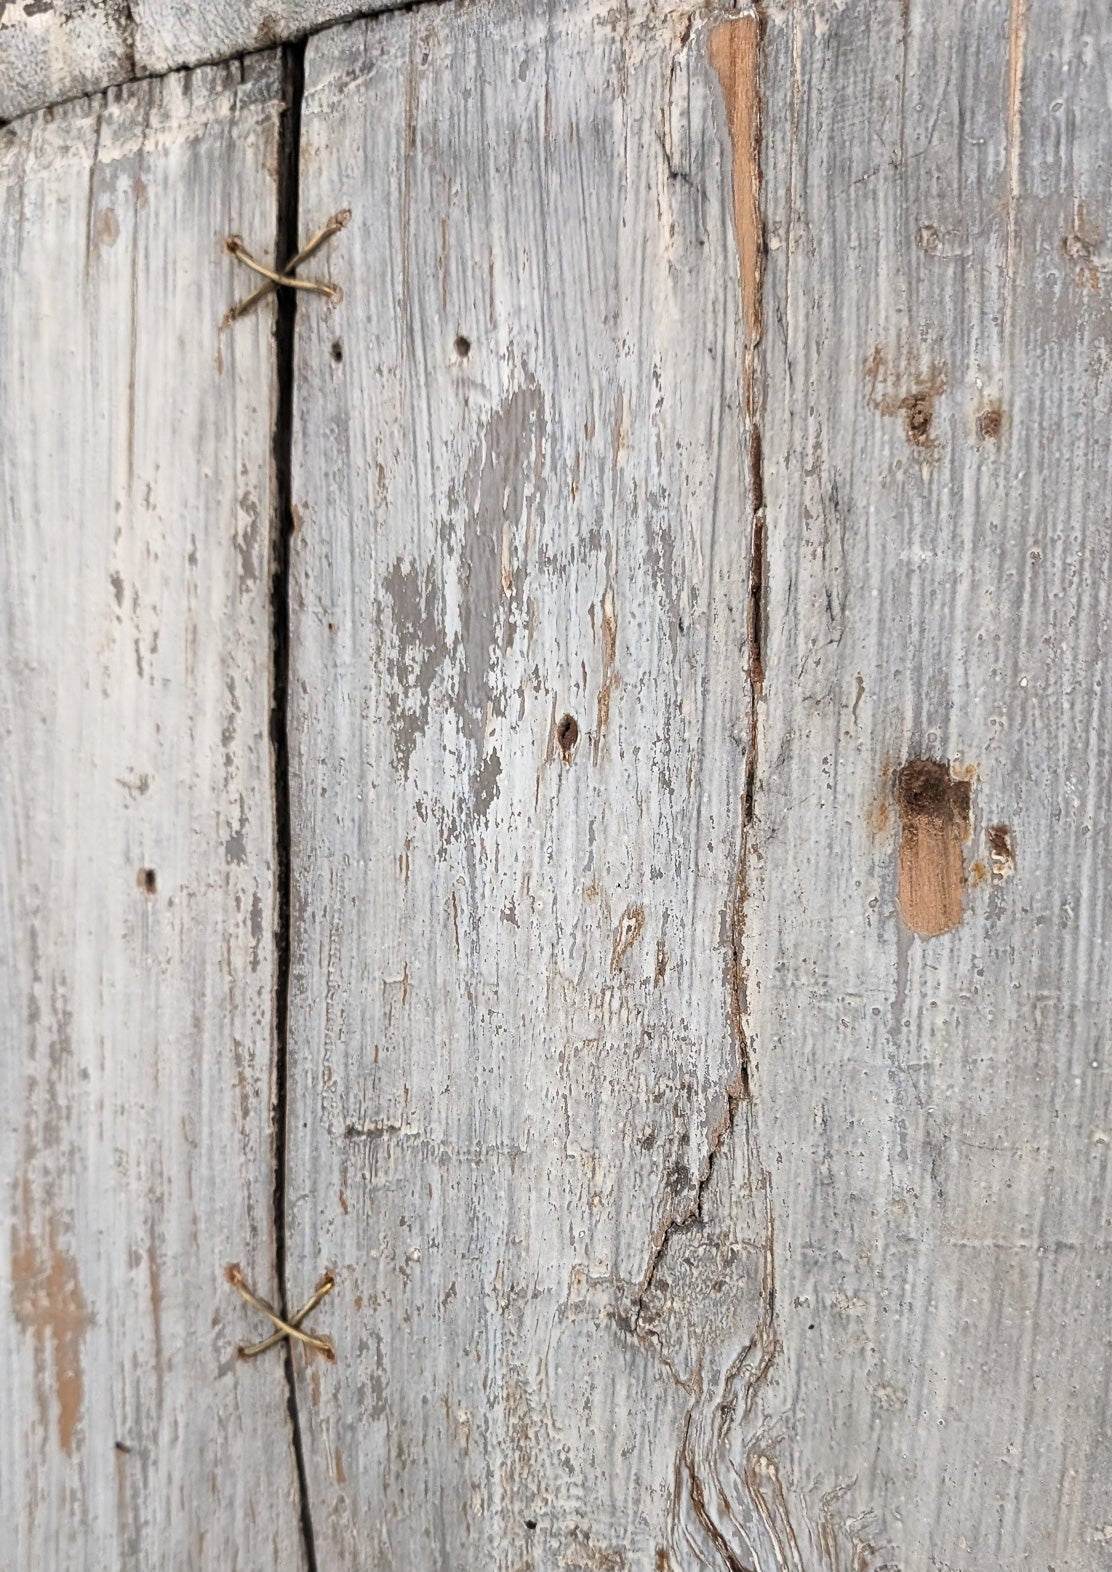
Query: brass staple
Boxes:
[
  {"xmin": 226, "ymin": 1263, "xmax": 337, "ymax": 1362},
  {"xmin": 223, "ymin": 209, "xmax": 350, "ymax": 323}
]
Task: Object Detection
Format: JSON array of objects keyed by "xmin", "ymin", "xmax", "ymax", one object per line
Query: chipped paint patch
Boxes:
[
  {"xmin": 383, "ymin": 556, "xmax": 448, "ymax": 778},
  {"xmin": 11, "ymin": 1200, "xmax": 92, "ymax": 1456},
  {"xmin": 896, "ymin": 759, "xmax": 972, "ymax": 936}
]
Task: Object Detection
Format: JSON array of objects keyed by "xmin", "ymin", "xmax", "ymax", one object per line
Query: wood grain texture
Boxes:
[
  {"xmin": 1, "ymin": 0, "xmax": 400, "ymax": 123},
  {"xmin": 733, "ymin": 0, "xmax": 1112, "ymax": 1566},
  {"xmin": 0, "ymin": 57, "xmax": 306, "ymax": 1568},
  {"xmin": 6, "ymin": 0, "xmax": 1112, "ymax": 1565},
  {"xmin": 286, "ymin": 2, "xmax": 759, "ymax": 1565},
  {"xmin": 283, "ymin": 1, "xmax": 1112, "ymax": 1565}
]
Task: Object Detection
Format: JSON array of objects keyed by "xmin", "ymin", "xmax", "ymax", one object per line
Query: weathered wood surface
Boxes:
[
  {"xmin": 286, "ymin": 2, "xmax": 758, "ymax": 1566},
  {"xmin": 1, "ymin": 0, "xmax": 382, "ymax": 123},
  {"xmin": 742, "ymin": 2, "xmax": 1112, "ymax": 1565},
  {"xmin": 0, "ymin": 57, "xmax": 307, "ymax": 1568},
  {"xmin": 5, "ymin": 0, "xmax": 1112, "ymax": 1567},
  {"xmin": 284, "ymin": 1, "xmax": 1112, "ymax": 1567}
]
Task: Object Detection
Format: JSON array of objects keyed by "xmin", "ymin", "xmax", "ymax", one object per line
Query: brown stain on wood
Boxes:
[
  {"xmin": 11, "ymin": 1194, "xmax": 92, "ymax": 1456},
  {"xmin": 1063, "ymin": 202, "xmax": 1101, "ymax": 291},
  {"xmin": 593, "ymin": 586, "xmax": 619, "ymax": 763},
  {"xmin": 866, "ymin": 755, "xmax": 897, "ymax": 840},
  {"xmin": 988, "ymin": 822, "xmax": 1016, "ymax": 878},
  {"xmin": 896, "ymin": 760, "xmax": 972, "ymax": 937},
  {"xmin": 864, "ymin": 347, "xmax": 946, "ymax": 452},
  {"xmin": 611, "ymin": 904, "xmax": 646, "ymax": 974},
  {"xmin": 708, "ymin": 14, "xmax": 763, "ymax": 408}
]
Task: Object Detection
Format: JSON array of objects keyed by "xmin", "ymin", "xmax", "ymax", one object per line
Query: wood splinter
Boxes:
[
  {"xmin": 226, "ymin": 1263, "xmax": 337, "ymax": 1361},
  {"xmin": 223, "ymin": 208, "xmax": 350, "ymax": 323}
]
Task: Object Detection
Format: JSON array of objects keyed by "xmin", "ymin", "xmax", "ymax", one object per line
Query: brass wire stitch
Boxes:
[
  {"xmin": 226, "ymin": 1264, "xmax": 337, "ymax": 1361},
  {"xmin": 223, "ymin": 209, "xmax": 350, "ymax": 322}
]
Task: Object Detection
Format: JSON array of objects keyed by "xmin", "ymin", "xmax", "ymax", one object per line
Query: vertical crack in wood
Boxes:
[
  {"xmin": 718, "ymin": 0, "xmax": 779, "ymax": 1503},
  {"xmin": 270, "ymin": 36, "xmax": 319, "ymax": 1572},
  {"xmin": 642, "ymin": 14, "xmax": 779, "ymax": 1562},
  {"xmin": 633, "ymin": 8, "xmax": 773, "ymax": 1409}
]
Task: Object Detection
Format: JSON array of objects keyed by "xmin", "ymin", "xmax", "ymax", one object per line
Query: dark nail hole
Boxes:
[
  {"xmin": 977, "ymin": 405, "xmax": 1003, "ymax": 441},
  {"xmin": 902, "ymin": 392, "xmax": 934, "ymax": 446},
  {"xmin": 556, "ymin": 713, "xmax": 579, "ymax": 760},
  {"xmin": 525, "ymin": 1519, "xmax": 537, "ymax": 1532},
  {"xmin": 331, "ymin": 339, "xmax": 343, "ymax": 363},
  {"xmin": 115, "ymin": 1441, "xmax": 131, "ymax": 1454},
  {"xmin": 454, "ymin": 335, "xmax": 471, "ymax": 359},
  {"xmin": 137, "ymin": 868, "xmax": 157, "ymax": 894}
]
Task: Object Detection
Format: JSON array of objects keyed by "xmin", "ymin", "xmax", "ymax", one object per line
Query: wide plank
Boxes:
[{"xmin": 286, "ymin": 2, "xmax": 757, "ymax": 1565}]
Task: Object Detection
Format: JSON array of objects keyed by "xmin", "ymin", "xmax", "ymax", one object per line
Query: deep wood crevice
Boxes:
[{"xmin": 270, "ymin": 36, "xmax": 319, "ymax": 1572}]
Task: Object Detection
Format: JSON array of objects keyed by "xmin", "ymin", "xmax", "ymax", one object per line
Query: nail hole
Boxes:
[
  {"xmin": 137, "ymin": 868, "xmax": 157, "ymax": 894},
  {"xmin": 525, "ymin": 1519, "xmax": 537, "ymax": 1532},
  {"xmin": 115, "ymin": 1441, "xmax": 131, "ymax": 1454},
  {"xmin": 331, "ymin": 339, "xmax": 343, "ymax": 363},
  {"xmin": 902, "ymin": 392, "xmax": 934, "ymax": 447},
  {"xmin": 556, "ymin": 713, "xmax": 579, "ymax": 760},
  {"xmin": 976, "ymin": 405, "xmax": 1003, "ymax": 441},
  {"xmin": 454, "ymin": 335, "xmax": 471, "ymax": 359}
]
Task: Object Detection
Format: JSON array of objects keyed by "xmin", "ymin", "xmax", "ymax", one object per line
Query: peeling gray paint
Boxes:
[{"xmin": 382, "ymin": 556, "xmax": 447, "ymax": 779}]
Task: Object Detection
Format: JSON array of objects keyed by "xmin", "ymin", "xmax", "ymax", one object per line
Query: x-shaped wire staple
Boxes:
[
  {"xmin": 226, "ymin": 1263, "xmax": 337, "ymax": 1361},
  {"xmin": 223, "ymin": 208, "xmax": 350, "ymax": 323}
]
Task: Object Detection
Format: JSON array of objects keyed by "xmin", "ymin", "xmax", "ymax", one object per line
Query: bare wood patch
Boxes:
[
  {"xmin": 708, "ymin": 13, "xmax": 763, "ymax": 399},
  {"xmin": 896, "ymin": 759, "xmax": 972, "ymax": 937}
]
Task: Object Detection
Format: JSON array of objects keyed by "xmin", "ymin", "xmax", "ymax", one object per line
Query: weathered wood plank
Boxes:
[
  {"xmin": 716, "ymin": 1, "xmax": 1112, "ymax": 1567},
  {"xmin": 2, "ymin": 0, "xmax": 399, "ymax": 123},
  {"xmin": 286, "ymin": 2, "xmax": 757, "ymax": 1564},
  {"xmin": 0, "ymin": 58, "xmax": 306, "ymax": 1567}
]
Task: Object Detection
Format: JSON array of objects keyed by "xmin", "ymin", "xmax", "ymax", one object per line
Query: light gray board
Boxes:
[
  {"xmin": 705, "ymin": 0, "xmax": 1112, "ymax": 1568},
  {"xmin": 286, "ymin": 1, "xmax": 760, "ymax": 1566},
  {"xmin": 0, "ymin": 57, "xmax": 306, "ymax": 1569},
  {"xmin": 3, "ymin": 0, "xmax": 394, "ymax": 123}
]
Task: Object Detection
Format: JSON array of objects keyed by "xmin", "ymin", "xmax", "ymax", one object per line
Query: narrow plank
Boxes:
[
  {"xmin": 705, "ymin": 1, "xmax": 1112, "ymax": 1567},
  {"xmin": 0, "ymin": 58, "xmax": 306, "ymax": 1567},
  {"xmin": 288, "ymin": 2, "xmax": 757, "ymax": 1565}
]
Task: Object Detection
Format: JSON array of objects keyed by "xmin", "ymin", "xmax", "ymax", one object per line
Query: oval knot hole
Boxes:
[{"xmin": 556, "ymin": 712, "xmax": 579, "ymax": 760}]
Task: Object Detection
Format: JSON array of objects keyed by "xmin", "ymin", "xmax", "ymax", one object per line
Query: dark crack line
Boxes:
[
  {"xmin": 270, "ymin": 37, "xmax": 318, "ymax": 1572},
  {"xmin": 635, "ymin": 7, "xmax": 769, "ymax": 1339},
  {"xmin": 685, "ymin": 1421, "xmax": 756, "ymax": 1572}
]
